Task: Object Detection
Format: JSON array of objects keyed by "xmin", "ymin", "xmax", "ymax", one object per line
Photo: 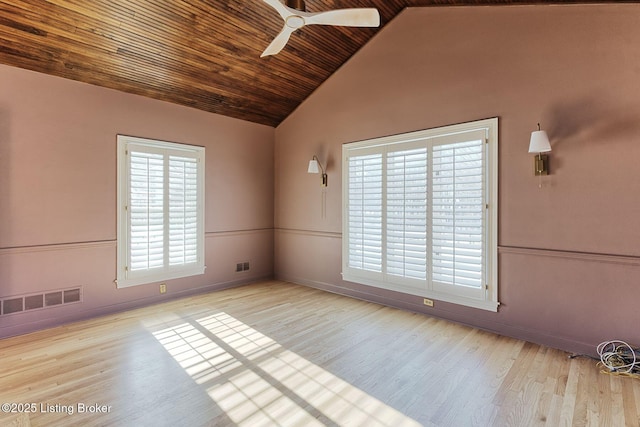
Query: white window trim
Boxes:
[
  {"xmin": 342, "ymin": 118, "xmax": 499, "ymax": 312},
  {"xmin": 116, "ymin": 135, "xmax": 205, "ymax": 288}
]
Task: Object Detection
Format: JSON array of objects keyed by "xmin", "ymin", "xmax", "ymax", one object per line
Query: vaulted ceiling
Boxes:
[{"xmin": 0, "ymin": 0, "xmax": 632, "ymax": 126}]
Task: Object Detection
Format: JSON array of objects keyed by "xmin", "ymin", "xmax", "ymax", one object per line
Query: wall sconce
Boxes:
[
  {"xmin": 308, "ymin": 155, "xmax": 328, "ymax": 186},
  {"xmin": 528, "ymin": 123, "xmax": 551, "ymax": 176}
]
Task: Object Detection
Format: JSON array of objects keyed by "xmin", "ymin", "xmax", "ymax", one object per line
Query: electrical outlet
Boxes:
[
  {"xmin": 159, "ymin": 284, "xmax": 167, "ymax": 294},
  {"xmin": 423, "ymin": 298, "xmax": 434, "ymax": 307}
]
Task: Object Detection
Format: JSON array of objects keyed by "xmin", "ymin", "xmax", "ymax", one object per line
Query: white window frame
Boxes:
[
  {"xmin": 342, "ymin": 118, "xmax": 499, "ymax": 311},
  {"xmin": 116, "ymin": 135, "xmax": 205, "ymax": 288}
]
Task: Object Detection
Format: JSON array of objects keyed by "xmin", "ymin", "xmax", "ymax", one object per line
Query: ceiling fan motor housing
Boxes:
[{"xmin": 286, "ymin": 0, "xmax": 306, "ymax": 11}]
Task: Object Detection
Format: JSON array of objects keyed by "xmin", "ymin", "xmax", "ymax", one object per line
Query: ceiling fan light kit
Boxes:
[{"xmin": 261, "ymin": 0, "xmax": 381, "ymax": 57}]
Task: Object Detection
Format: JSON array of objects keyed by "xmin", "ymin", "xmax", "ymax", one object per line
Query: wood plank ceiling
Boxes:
[{"xmin": 0, "ymin": 0, "xmax": 633, "ymax": 127}]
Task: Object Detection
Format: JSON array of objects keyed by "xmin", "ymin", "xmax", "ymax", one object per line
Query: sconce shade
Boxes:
[
  {"xmin": 529, "ymin": 125, "xmax": 551, "ymax": 178},
  {"xmin": 308, "ymin": 159, "xmax": 320, "ymax": 174},
  {"xmin": 308, "ymin": 155, "xmax": 328, "ymax": 186},
  {"xmin": 529, "ymin": 130, "xmax": 552, "ymax": 153}
]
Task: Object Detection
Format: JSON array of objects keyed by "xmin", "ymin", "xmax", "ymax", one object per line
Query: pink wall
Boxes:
[
  {"xmin": 274, "ymin": 4, "xmax": 640, "ymax": 355},
  {"xmin": 0, "ymin": 64, "xmax": 274, "ymax": 337},
  {"xmin": 3, "ymin": 4, "xmax": 640, "ymax": 353}
]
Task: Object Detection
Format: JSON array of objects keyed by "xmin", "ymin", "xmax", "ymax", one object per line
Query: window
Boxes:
[
  {"xmin": 342, "ymin": 118, "xmax": 498, "ymax": 311},
  {"xmin": 117, "ymin": 135, "xmax": 205, "ymax": 288}
]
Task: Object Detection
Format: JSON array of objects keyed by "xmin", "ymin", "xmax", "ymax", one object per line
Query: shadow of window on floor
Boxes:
[{"xmin": 152, "ymin": 311, "xmax": 421, "ymax": 426}]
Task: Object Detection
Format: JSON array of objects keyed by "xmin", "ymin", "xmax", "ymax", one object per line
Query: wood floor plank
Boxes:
[
  {"xmin": 0, "ymin": 280, "xmax": 638, "ymax": 427},
  {"xmin": 621, "ymin": 379, "xmax": 640, "ymax": 427}
]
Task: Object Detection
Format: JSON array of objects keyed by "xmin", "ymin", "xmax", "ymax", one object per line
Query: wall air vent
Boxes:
[
  {"xmin": 3, "ymin": 298, "xmax": 24, "ymax": 315},
  {"xmin": 236, "ymin": 261, "xmax": 250, "ymax": 272},
  {"xmin": 25, "ymin": 295, "xmax": 44, "ymax": 310},
  {"xmin": 45, "ymin": 291, "xmax": 63, "ymax": 306},
  {"xmin": 0, "ymin": 287, "xmax": 82, "ymax": 316}
]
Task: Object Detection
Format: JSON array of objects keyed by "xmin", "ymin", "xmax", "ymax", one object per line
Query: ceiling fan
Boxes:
[{"xmin": 261, "ymin": 0, "xmax": 380, "ymax": 57}]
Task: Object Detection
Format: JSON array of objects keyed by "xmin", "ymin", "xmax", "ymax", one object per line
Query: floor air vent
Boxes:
[{"xmin": 1, "ymin": 287, "xmax": 82, "ymax": 316}]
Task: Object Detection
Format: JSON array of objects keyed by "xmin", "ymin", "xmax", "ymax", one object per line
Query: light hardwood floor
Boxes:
[{"xmin": 0, "ymin": 280, "xmax": 638, "ymax": 427}]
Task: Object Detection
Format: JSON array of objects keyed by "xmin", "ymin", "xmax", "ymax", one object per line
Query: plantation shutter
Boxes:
[
  {"xmin": 343, "ymin": 118, "xmax": 498, "ymax": 311},
  {"xmin": 347, "ymin": 153, "xmax": 383, "ymax": 273},
  {"xmin": 169, "ymin": 155, "xmax": 199, "ymax": 266},
  {"xmin": 117, "ymin": 136, "xmax": 205, "ymax": 288},
  {"xmin": 431, "ymin": 131, "xmax": 486, "ymax": 299},
  {"xmin": 129, "ymin": 151, "xmax": 165, "ymax": 272},
  {"xmin": 386, "ymin": 147, "xmax": 428, "ymax": 281}
]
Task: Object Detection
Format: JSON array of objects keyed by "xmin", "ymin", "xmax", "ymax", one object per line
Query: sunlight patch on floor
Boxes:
[{"xmin": 152, "ymin": 312, "xmax": 420, "ymax": 427}]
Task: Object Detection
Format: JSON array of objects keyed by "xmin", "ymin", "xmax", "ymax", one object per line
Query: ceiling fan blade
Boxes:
[
  {"xmin": 259, "ymin": 2, "xmax": 380, "ymax": 57},
  {"xmin": 261, "ymin": 25, "xmax": 296, "ymax": 57},
  {"xmin": 305, "ymin": 8, "xmax": 380, "ymax": 27},
  {"xmin": 262, "ymin": 0, "xmax": 294, "ymax": 20}
]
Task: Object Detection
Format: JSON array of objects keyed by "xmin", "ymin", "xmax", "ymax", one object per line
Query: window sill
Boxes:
[
  {"xmin": 342, "ymin": 273, "xmax": 499, "ymax": 312},
  {"xmin": 116, "ymin": 266, "xmax": 206, "ymax": 289}
]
